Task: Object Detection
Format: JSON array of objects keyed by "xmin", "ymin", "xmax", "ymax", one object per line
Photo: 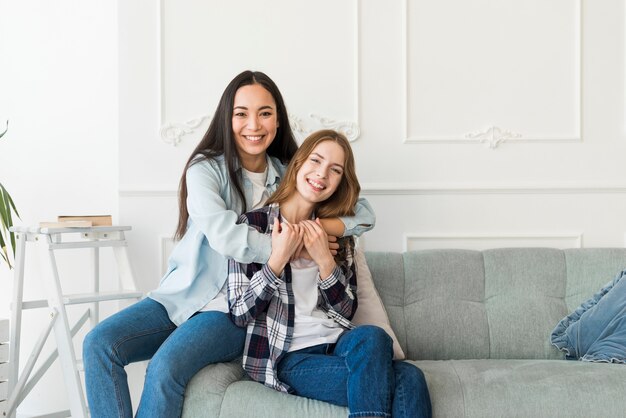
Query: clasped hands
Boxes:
[{"xmin": 267, "ymin": 217, "xmax": 338, "ymax": 279}]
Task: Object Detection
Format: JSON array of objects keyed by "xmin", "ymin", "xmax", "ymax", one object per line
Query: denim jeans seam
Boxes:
[
  {"xmin": 112, "ymin": 376, "xmax": 126, "ymax": 418},
  {"xmin": 109, "ymin": 324, "xmax": 177, "ymax": 364},
  {"xmin": 396, "ymin": 366, "xmax": 405, "ymax": 418},
  {"xmin": 108, "ymin": 324, "xmax": 177, "ymax": 418},
  {"xmin": 110, "ymin": 353, "xmax": 127, "ymax": 418},
  {"xmin": 348, "ymin": 412, "xmax": 391, "ymax": 417},
  {"xmin": 216, "ymin": 346, "xmax": 244, "ymax": 363},
  {"xmin": 279, "ymin": 365, "xmax": 346, "ymax": 378}
]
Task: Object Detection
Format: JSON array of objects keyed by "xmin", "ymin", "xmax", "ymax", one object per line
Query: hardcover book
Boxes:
[{"xmin": 57, "ymin": 215, "xmax": 112, "ymax": 226}]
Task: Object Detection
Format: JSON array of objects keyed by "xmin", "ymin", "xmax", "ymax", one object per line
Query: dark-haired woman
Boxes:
[{"xmin": 83, "ymin": 71, "xmax": 375, "ymax": 418}]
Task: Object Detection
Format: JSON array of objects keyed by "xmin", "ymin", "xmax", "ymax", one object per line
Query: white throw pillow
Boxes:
[{"xmin": 351, "ymin": 247, "xmax": 406, "ymax": 360}]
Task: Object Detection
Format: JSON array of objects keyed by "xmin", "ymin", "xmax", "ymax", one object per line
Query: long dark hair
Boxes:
[{"xmin": 175, "ymin": 70, "xmax": 298, "ymax": 240}]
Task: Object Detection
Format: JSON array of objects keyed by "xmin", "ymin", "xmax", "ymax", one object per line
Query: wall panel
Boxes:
[
  {"xmin": 119, "ymin": 0, "xmax": 626, "ymax": 288},
  {"xmin": 403, "ymin": 0, "xmax": 581, "ymax": 146}
]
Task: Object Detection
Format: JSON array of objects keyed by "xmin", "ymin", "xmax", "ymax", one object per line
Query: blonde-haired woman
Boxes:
[{"xmin": 228, "ymin": 130, "xmax": 431, "ymax": 418}]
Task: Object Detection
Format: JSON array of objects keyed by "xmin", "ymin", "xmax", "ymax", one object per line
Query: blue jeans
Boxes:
[
  {"xmin": 277, "ymin": 325, "xmax": 432, "ymax": 418},
  {"xmin": 83, "ymin": 297, "xmax": 245, "ymax": 418}
]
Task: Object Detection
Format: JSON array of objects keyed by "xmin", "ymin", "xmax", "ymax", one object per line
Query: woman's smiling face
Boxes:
[
  {"xmin": 231, "ymin": 83, "xmax": 279, "ymax": 170},
  {"xmin": 295, "ymin": 140, "xmax": 345, "ymax": 204}
]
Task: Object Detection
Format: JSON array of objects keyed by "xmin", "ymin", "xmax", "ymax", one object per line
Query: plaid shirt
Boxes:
[{"xmin": 228, "ymin": 203, "xmax": 358, "ymax": 393}]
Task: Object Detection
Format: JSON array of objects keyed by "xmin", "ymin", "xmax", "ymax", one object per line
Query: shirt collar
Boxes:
[
  {"xmin": 265, "ymin": 155, "xmax": 282, "ymax": 187},
  {"xmin": 236, "ymin": 154, "xmax": 281, "ymax": 187}
]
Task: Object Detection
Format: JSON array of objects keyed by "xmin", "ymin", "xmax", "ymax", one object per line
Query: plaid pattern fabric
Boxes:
[{"xmin": 228, "ymin": 203, "xmax": 358, "ymax": 392}]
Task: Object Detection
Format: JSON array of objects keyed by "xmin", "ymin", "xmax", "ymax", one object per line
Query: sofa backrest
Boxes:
[{"xmin": 364, "ymin": 248, "xmax": 626, "ymax": 361}]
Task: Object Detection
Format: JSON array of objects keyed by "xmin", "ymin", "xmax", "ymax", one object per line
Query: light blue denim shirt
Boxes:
[{"xmin": 150, "ymin": 154, "xmax": 375, "ymax": 325}]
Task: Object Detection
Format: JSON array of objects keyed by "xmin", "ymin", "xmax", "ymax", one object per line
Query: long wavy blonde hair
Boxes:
[{"xmin": 266, "ymin": 129, "xmax": 360, "ymax": 218}]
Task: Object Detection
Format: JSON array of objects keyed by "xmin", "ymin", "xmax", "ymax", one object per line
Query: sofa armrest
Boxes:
[
  {"xmin": 182, "ymin": 361, "xmax": 246, "ymax": 418},
  {"xmin": 219, "ymin": 381, "xmax": 348, "ymax": 418}
]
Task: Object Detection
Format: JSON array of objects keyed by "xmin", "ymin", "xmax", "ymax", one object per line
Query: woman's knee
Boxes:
[
  {"xmin": 336, "ymin": 325, "xmax": 393, "ymax": 359},
  {"xmin": 83, "ymin": 319, "xmax": 134, "ymax": 366},
  {"xmin": 83, "ymin": 323, "xmax": 113, "ymax": 358},
  {"xmin": 144, "ymin": 350, "xmax": 187, "ymax": 389},
  {"xmin": 353, "ymin": 325, "xmax": 393, "ymax": 350}
]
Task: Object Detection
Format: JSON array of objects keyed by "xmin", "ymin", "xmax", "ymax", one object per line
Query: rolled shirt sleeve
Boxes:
[{"xmin": 339, "ymin": 196, "xmax": 376, "ymax": 237}]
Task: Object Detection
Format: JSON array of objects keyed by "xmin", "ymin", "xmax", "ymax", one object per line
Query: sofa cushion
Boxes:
[
  {"xmin": 402, "ymin": 250, "xmax": 490, "ymax": 360},
  {"xmin": 551, "ymin": 268, "xmax": 626, "ymax": 363},
  {"xmin": 367, "ymin": 248, "xmax": 626, "ymax": 362},
  {"xmin": 219, "ymin": 381, "xmax": 347, "ymax": 418},
  {"xmin": 182, "ymin": 361, "xmax": 246, "ymax": 417},
  {"xmin": 563, "ymin": 248, "xmax": 626, "ymax": 312},
  {"xmin": 184, "ymin": 358, "xmax": 626, "ymax": 418},
  {"xmin": 482, "ymin": 248, "xmax": 567, "ymax": 359},
  {"xmin": 352, "ymin": 247, "xmax": 405, "ymax": 360},
  {"xmin": 418, "ymin": 359, "xmax": 626, "ymax": 418},
  {"xmin": 364, "ymin": 252, "xmax": 408, "ymax": 357}
]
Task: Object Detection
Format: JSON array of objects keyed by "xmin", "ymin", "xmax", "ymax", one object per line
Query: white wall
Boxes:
[
  {"xmin": 120, "ymin": 0, "xmax": 626, "ymax": 278},
  {"xmin": 0, "ymin": 1, "xmax": 118, "ymax": 415},
  {"xmin": 2, "ymin": 0, "xmax": 626, "ymax": 415}
]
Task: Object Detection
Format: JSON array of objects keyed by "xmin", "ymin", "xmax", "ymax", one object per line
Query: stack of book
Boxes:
[{"xmin": 39, "ymin": 215, "xmax": 113, "ymax": 228}]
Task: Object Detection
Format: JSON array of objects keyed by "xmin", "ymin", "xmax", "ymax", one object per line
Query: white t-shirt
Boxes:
[
  {"xmin": 200, "ymin": 167, "xmax": 269, "ymax": 313},
  {"xmin": 288, "ymin": 258, "xmax": 344, "ymax": 352},
  {"xmin": 243, "ymin": 167, "xmax": 270, "ymax": 211}
]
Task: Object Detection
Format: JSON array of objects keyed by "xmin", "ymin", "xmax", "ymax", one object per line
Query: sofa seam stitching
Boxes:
[
  {"xmin": 449, "ymin": 360, "xmax": 467, "ymax": 417},
  {"xmin": 562, "ymin": 249, "xmax": 570, "ymax": 358},
  {"xmin": 482, "ymin": 252, "xmax": 492, "ymax": 359},
  {"xmin": 402, "ymin": 253, "xmax": 408, "ymax": 356},
  {"xmin": 215, "ymin": 365, "xmax": 235, "ymax": 418}
]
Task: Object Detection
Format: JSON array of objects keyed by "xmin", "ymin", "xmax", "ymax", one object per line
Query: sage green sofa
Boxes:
[{"xmin": 182, "ymin": 248, "xmax": 626, "ymax": 418}]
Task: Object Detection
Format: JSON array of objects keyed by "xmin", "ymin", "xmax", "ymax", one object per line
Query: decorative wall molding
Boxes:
[
  {"xmin": 158, "ymin": 222, "xmax": 584, "ymax": 268},
  {"xmin": 158, "ymin": 112, "xmax": 361, "ymax": 145},
  {"xmin": 120, "ymin": 189, "xmax": 177, "ymax": 198},
  {"xmin": 360, "ymin": 184, "xmax": 626, "ymax": 195},
  {"xmin": 465, "ymin": 126, "xmax": 523, "ymax": 149},
  {"xmin": 157, "ymin": 0, "xmax": 362, "ymax": 146},
  {"xmin": 401, "ymin": 0, "xmax": 582, "ymax": 146},
  {"xmin": 289, "ymin": 113, "xmax": 361, "ymax": 142},
  {"xmin": 160, "ymin": 115, "xmax": 211, "ymax": 146},
  {"xmin": 120, "ymin": 183, "xmax": 626, "ymax": 198},
  {"xmin": 404, "ymin": 233, "xmax": 583, "ymax": 252}
]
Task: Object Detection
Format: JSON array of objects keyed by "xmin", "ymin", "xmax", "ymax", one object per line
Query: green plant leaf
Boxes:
[
  {"xmin": 0, "ymin": 183, "xmax": 20, "ymax": 217},
  {"xmin": 0, "ymin": 226, "xmax": 6, "ymax": 250},
  {"xmin": 0, "ymin": 120, "xmax": 8, "ymax": 140},
  {"xmin": 0, "ymin": 245, "xmax": 11, "ymax": 269},
  {"xmin": 0, "ymin": 183, "xmax": 17, "ymax": 269},
  {"xmin": 0, "ymin": 121, "xmax": 18, "ymax": 269},
  {"xmin": 0, "ymin": 248, "xmax": 11, "ymax": 269},
  {"xmin": 0, "ymin": 185, "xmax": 10, "ymax": 230},
  {"xmin": 3, "ymin": 191, "xmax": 15, "ymax": 252},
  {"xmin": 0, "ymin": 225, "xmax": 11, "ymax": 269}
]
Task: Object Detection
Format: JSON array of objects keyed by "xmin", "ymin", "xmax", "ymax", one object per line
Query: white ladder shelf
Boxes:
[{"xmin": 3, "ymin": 226, "xmax": 142, "ymax": 418}]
